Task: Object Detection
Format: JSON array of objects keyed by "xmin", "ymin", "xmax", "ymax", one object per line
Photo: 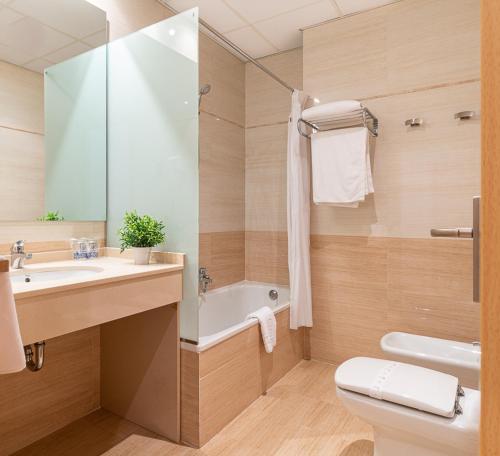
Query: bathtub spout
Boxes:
[{"xmin": 199, "ymin": 267, "xmax": 213, "ymax": 293}]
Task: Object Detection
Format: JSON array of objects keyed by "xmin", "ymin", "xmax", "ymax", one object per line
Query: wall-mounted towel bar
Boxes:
[{"xmin": 298, "ymin": 107, "xmax": 379, "ymax": 138}]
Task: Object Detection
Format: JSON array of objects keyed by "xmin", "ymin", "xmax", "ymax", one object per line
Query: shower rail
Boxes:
[{"xmin": 297, "ymin": 106, "xmax": 379, "ymax": 138}]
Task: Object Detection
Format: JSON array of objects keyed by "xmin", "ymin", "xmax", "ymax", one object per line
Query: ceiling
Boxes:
[
  {"xmin": 163, "ymin": 0, "xmax": 399, "ymax": 59},
  {"xmin": 0, "ymin": 0, "xmax": 106, "ymax": 73}
]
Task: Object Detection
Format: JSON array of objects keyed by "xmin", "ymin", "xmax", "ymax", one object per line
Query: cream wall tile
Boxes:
[
  {"xmin": 85, "ymin": 0, "xmax": 173, "ymax": 40},
  {"xmin": 245, "ymin": 124, "xmax": 288, "ymax": 232},
  {"xmin": 199, "ymin": 35, "xmax": 246, "ymax": 127},
  {"xmin": 246, "ymin": 48, "xmax": 302, "ymax": 127},
  {"xmin": 309, "ymin": 235, "xmax": 479, "ymax": 365},
  {"xmin": 311, "ymin": 81, "xmax": 481, "ymax": 237},
  {"xmin": 0, "ymin": 60, "xmax": 43, "ymax": 133},
  {"xmin": 0, "ymin": 221, "xmax": 105, "ymax": 245},
  {"xmin": 303, "ymin": 0, "xmax": 480, "ymax": 102},
  {"xmin": 0, "ymin": 127, "xmax": 44, "ymax": 220},
  {"xmin": 199, "ymin": 113, "xmax": 245, "ymax": 233}
]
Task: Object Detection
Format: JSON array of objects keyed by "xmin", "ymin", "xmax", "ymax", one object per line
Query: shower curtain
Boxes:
[{"xmin": 287, "ymin": 89, "xmax": 313, "ymax": 330}]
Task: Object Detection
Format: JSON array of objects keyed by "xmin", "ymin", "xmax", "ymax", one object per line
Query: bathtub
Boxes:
[
  {"xmin": 180, "ymin": 280, "xmax": 302, "ymax": 447},
  {"xmin": 181, "ymin": 280, "xmax": 290, "ymax": 352}
]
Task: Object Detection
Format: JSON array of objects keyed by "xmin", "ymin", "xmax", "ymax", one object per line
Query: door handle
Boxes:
[
  {"xmin": 430, "ymin": 228, "xmax": 473, "ymax": 238},
  {"xmin": 430, "ymin": 197, "xmax": 480, "ymax": 302}
]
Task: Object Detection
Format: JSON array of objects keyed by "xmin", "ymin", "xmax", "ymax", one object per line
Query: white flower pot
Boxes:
[{"xmin": 133, "ymin": 247, "xmax": 152, "ymax": 265}]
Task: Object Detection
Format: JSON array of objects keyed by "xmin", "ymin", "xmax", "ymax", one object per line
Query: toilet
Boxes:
[{"xmin": 335, "ymin": 357, "xmax": 479, "ymax": 456}]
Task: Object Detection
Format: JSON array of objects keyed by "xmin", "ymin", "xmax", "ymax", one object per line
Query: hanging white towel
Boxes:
[
  {"xmin": 311, "ymin": 127, "xmax": 373, "ymax": 206},
  {"xmin": 302, "ymin": 100, "xmax": 362, "ymax": 122},
  {"xmin": 246, "ymin": 306, "xmax": 276, "ymax": 353},
  {"xmin": 287, "ymin": 90, "xmax": 313, "ymax": 330},
  {"xmin": 0, "ymin": 258, "xmax": 26, "ymax": 374}
]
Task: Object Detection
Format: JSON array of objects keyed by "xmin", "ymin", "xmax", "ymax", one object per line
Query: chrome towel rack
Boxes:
[{"xmin": 298, "ymin": 106, "xmax": 379, "ymax": 138}]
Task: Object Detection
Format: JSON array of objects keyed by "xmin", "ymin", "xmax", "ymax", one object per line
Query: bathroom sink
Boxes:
[
  {"xmin": 381, "ymin": 332, "xmax": 480, "ymax": 388},
  {"xmin": 10, "ymin": 266, "xmax": 104, "ymax": 284}
]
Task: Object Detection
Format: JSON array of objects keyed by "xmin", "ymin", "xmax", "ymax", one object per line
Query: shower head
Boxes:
[
  {"xmin": 199, "ymin": 84, "xmax": 211, "ymax": 96},
  {"xmin": 199, "ymin": 84, "xmax": 211, "ymax": 112}
]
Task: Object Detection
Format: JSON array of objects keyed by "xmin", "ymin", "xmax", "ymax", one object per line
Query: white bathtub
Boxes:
[{"xmin": 181, "ymin": 281, "xmax": 290, "ymax": 352}]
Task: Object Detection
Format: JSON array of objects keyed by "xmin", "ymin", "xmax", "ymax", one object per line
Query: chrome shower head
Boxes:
[{"xmin": 199, "ymin": 84, "xmax": 211, "ymax": 96}]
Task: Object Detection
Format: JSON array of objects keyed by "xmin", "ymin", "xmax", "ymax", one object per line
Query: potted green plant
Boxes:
[{"xmin": 118, "ymin": 211, "xmax": 166, "ymax": 265}]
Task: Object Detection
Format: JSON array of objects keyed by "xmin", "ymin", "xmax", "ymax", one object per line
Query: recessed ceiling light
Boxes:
[{"xmin": 169, "ymin": 29, "xmax": 176, "ymax": 36}]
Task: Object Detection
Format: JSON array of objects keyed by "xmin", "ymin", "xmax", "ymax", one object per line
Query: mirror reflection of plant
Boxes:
[
  {"xmin": 118, "ymin": 211, "xmax": 166, "ymax": 253},
  {"xmin": 37, "ymin": 211, "xmax": 64, "ymax": 221}
]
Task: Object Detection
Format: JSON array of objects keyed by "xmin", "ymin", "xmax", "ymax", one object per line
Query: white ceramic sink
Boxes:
[
  {"xmin": 10, "ymin": 266, "xmax": 104, "ymax": 284},
  {"xmin": 381, "ymin": 332, "xmax": 480, "ymax": 388}
]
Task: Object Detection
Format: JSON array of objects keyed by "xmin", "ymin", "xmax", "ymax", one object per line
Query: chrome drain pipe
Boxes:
[{"xmin": 24, "ymin": 341, "xmax": 46, "ymax": 372}]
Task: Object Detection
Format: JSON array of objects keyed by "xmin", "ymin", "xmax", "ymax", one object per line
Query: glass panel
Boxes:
[
  {"xmin": 44, "ymin": 45, "xmax": 107, "ymax": 221},
  {"xmin": 106, "ymin": 9, "xmax": 199, "ymax": 341}
]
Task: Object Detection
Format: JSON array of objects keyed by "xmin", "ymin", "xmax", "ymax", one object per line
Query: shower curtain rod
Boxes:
[{"xmin": 158, "ymin": 1, "xmax": 295, "ymax": 93}]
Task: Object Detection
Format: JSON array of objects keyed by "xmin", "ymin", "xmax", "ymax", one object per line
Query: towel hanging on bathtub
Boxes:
[{"xmin": 246, "ymin": 306, "xmax": 277, "ymax": 353}]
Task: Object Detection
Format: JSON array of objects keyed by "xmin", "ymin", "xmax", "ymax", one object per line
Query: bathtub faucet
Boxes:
[{"xmin": 199, "ymin": 267, "xmax": 213, "ymax": 293}]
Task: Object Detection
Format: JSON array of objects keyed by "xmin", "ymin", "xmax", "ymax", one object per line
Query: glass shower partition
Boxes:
[{"xmin": 106, "ymin": 9, "xmax": 200, "ymax": 342}]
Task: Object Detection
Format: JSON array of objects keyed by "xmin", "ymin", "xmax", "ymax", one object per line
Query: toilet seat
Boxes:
[
  {"xmin": 335, "ymin": 357, "xmax": 479, "ymax": 456},
  {"xmin": 335, "ymin": 357, "xmax": 461, "ymax": 418}
]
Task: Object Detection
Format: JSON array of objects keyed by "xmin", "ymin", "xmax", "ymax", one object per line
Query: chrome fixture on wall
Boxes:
[
  {"xmin": 199, "ymin": 267, "xmax": 213, "ymax": 293},
  {"xmin": 10, "ymin": 240, "xmax": 32, "ymax": 269},
  {"xmin": 24, "ymin": 341, "xmax": 45, "ymax": 372},
  {"xmin": 198, "ymin": 83, "xmax": 211, "ymax": 112},
  {"xmin": 404, "ymin": 118, "xmax": 424, "ymax": 127},
  {"xmin": 430, "ymin": 196, "xmax": 480, "ymax": 302},
  {"xmin": 454, "ymin": 111, "xmax": 476, "ymax": 120}
]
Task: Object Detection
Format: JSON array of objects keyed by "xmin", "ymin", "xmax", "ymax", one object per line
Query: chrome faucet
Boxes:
[
  {"xmin": 199, "ymin": 267, "xmax": 213, "ymax": 293},
  {"xmin": 10, "ymin": 240, "xmax": 32, "ymax": 269}
]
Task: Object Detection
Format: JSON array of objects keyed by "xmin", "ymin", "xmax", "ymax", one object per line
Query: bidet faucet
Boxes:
[
  {"xmin": 199, "ymin": 267, "xmax": 213, "ymax": 293},
  {"xmin": 10, "ymin": 240, "xmax": 32, "ymax": 269}
]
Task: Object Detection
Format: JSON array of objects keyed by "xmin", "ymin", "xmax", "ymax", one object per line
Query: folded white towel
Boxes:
[
  {"xmin": 246, "ymin": 306, "xmax": 276, "ymax": 354},
  {"xmin": 311, "ymin": 127, "xmax": 373, "ymax": 206},
  {"xmin": 302, "ymin": 100, "xmax": 362, "ymax": 122},
  {"xmin": 0, "ymin": 258, "xmax": 26, "ymax": 374}
]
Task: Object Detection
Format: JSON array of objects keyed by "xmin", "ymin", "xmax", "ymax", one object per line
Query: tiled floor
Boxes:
[{"xmin": 15, "ymin": 360, "xmax": 374, "ymax": 456}]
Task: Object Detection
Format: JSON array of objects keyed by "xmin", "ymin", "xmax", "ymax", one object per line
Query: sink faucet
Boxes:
[
  {"xmin": 10, "ymin": 240, "xmax": 32, "ymax": 269},
  {"xmin": 199, "ymin": 267, "xmax": 213, "ymax": 293}
]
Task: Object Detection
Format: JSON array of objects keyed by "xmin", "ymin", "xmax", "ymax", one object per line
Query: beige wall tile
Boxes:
[
  {"xmin": 199, "ymin": 113, "xmax": 245, "ymax": 233},
  {"xmin": 0, "ymin": 328, "xmax": 100, "ymax": 455},
  {"xmin": 245, "ymin": 231, "xmax": 289, "ymax": 285},
  {"xmin": 311, "ymin": 81, "xmax": 481, "ymax": 238},
  {"xmin": 200, "ymin": 36, "xmax": 246, "ymax": 127},
  {"xmin": 0, "ymin": 128, "xmax": 44, "ymax": 221},
  {"xmin": 199, "ymin": 231, "xmax": 245, "ymax": 290},
  {"xmin": 246, "ymin": 48, "xmax": 302, "ymax": 128},
  {"xmin": 85, "ymin": 0, "xmax": 173, "ymax": 40},
  {"xmin": 309, "ymin": 235, "xmax": 479, "ymax": 365},
  {"xmin": 0, "ymin": 221, "xmax": 105, "ymax": 246},
  {"xmin": 0, "ymin": 61, "xmax": 44, "ymax": 134},
  {"xmin": 303, "ymin": 0, "xmax": 480, "ymax": 102},
  {"xmin": 245, "ymin": 124, "xmax": 288, "ymax": 232}
]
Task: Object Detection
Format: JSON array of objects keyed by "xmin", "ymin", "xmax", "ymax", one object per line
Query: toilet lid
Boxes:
[{"xmin": 335, "ymin": 357, "xmax": 460, "ymax": 418}]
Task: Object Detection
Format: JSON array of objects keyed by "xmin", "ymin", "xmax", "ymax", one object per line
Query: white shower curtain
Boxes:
[{"xmin": 287, "ymin": 89, "xmax": 313, "ymax": 330}]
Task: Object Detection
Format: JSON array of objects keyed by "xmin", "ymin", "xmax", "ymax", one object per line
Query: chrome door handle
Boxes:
[
  {"xmin": 430, "ymin": 228, "xmax": 473, "ymax": 238},
  {"xmin": 429, "ymin": 197, "xmax": 480, "ymax": 302}
]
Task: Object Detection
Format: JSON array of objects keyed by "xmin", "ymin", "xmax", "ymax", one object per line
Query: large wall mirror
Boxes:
[{"xmin": 0, "ymin": 0, "xmax": 107, "ymax": 221}]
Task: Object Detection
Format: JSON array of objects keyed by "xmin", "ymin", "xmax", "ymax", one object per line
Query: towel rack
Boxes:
[{"xmin": 298, "ymin": 106, "xmax": 379, "ymax": 139}]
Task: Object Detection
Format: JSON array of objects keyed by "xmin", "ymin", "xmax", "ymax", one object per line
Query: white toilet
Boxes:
[{"xmin": 335, "ymin": 357, "xmax": 479, "ymax": 456}]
